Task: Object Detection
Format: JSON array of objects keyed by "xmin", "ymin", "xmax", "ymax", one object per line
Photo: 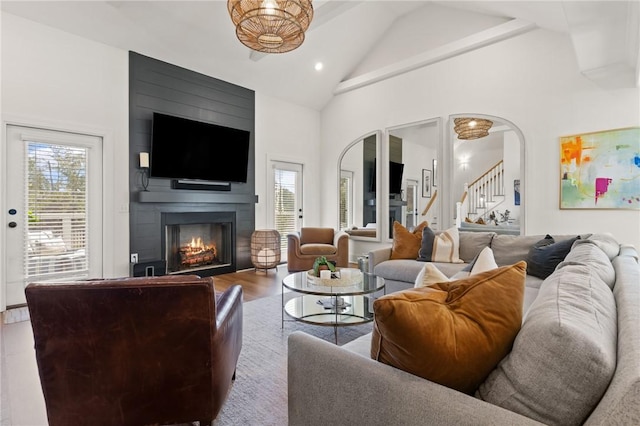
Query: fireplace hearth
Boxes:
[{"xmin": 162, "ymin": 212, "xmax": 236, "ymax": 276}]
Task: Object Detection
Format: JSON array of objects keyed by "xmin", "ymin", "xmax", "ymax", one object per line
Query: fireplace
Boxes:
[{"xmin": 161, "ymin": 212, "xmax": 236, "ymax": 276}]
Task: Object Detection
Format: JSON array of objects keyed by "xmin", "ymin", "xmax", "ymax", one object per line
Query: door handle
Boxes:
[{"xmin": 8, "ymin": 221, "xmax": 17, "ymax": 228}]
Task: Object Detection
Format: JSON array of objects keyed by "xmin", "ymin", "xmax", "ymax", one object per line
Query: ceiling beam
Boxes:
[
  {"xmin": 563, "ymin": 0, "xmax": 640, "ymax": 89},
  {"xmin": 334, "ymin": 18, "xmax": 537, "ymax": 95}
]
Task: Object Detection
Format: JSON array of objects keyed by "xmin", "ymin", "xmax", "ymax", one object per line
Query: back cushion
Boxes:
[
  {"xmin": 490, "ymin": 234, "xmax": 547, "ymax": 266},
  {"xmin": 458, "ymin": 231, "xmax": 496, "ymax": 263},
  {"xmin": 477, "ymin": 263, "xmax": 617, "ymax": 425},
  {"xmin": 587, "ymin": 233, "xmax": 620, "ymax": 260},
  {"xmin": 559, "ymin": 240, "xmax": 616, "ymax": 288},
  {"xmin": 300, "ymin": 228, "xmax": 334, "ymax": 245}
]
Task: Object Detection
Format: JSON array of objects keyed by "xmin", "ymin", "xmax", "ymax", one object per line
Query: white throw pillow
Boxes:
[{"xmin": 415, "ymin": 247, "xmax": 498, "ymax": 288}]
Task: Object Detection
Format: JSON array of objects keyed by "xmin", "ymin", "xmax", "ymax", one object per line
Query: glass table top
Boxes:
[{"xmin": 282, "ymin": 268, "xmax": 384, "ymax": 296}]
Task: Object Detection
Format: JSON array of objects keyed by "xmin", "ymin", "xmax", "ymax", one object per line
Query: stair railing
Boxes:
[{"xmin": 463, "ymin": 160, "xmax": 504, "ymax": 222}]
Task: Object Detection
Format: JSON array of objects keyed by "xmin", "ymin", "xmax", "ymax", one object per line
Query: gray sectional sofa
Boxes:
[{"xmin": 288, "ymin": 232, "xmax": 640, "ymax": 425}]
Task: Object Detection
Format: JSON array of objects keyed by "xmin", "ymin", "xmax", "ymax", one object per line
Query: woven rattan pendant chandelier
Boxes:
[
  {"xmin": 454, "ymin": 118, "xmax": 493, "ymax": 140},
  {"xmin": 227, "ymin": 0, "xmax": 314, "ymax": 53}
]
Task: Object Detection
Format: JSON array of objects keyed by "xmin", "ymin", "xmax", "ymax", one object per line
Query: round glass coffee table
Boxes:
[{"xmin": 281, "ymin": 268, "xmax": 385, "ymax": 344}]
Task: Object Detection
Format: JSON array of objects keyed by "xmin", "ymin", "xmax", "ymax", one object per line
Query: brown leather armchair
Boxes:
[
  {"xmin": 25, "ymin": 275, "xmax": 243, "ymax": 426},
  {"xmin": 287, "ymin": 227, "xmax": 349, "ymax": 272}
]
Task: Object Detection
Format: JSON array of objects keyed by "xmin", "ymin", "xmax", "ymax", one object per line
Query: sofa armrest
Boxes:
[
  {"xmin": 288, "ymin": 332, "xmax": 543, "ymax": 426},
  {"xmin": 287, "ymin": 232, "xmax": 302, "ymax": 256},
  {"xmin": 368, "ymin": 246, "xmax": 392, "ymax": 272}
]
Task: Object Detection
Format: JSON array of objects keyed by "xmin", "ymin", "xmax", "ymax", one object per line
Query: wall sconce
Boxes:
[
  {"xmin": 139, "ymin": 152, "xmax": 149, "ymax": 191},
  {"xmin": 458, "ymin": 155, "xmax": 469, "ymax": 171}
]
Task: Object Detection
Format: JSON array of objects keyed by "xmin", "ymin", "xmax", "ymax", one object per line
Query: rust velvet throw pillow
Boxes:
[
  {"xmin": 371, "ymin": 261, "xmax": 526, "ymax": 394},
  {"xmin": 390, "ymin": 221, "xmax": 428, "ymax": 260}
]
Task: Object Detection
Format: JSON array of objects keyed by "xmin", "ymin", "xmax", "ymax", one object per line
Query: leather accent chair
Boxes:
[
  {"xmin": 25, "ymin": 275, "xmax": 243, "ymax": 426},
  {"xmin": 287, "ymin": 227, "xmax": 349, "ymax": 272}
]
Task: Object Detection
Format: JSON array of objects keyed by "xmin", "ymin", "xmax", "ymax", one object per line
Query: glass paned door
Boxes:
[
  {"xmin": 271, "ymin": 161, "xmax": 303, "ymax": 260},
  {"xmin": 4, "ymin": 125, "xmax": 102, "ymax": 307}
]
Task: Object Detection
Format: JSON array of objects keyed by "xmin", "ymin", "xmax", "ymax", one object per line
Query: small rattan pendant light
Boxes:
[
  {"xmin": 228, "ymin": 0, "xmax": 314, "ymax": 53},
  {"xmin": 454, "ymin": 118, "xmax": 493, "ymax": 140}
]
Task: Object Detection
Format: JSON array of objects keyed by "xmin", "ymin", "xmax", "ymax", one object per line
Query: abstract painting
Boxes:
[{"xmin": 560, "ymin": 127, "xmax": 640, "ymax": 209}]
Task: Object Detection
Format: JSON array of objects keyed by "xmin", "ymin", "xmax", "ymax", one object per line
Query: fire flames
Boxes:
[{"xmin": 179, "ymin": 236, "xmax": 217, "ymax": 267}]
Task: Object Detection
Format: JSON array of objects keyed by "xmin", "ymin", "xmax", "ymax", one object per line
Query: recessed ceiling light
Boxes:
[{"xmin": 314, "ymin": 62, "xmax": 323, "ymax": 71}]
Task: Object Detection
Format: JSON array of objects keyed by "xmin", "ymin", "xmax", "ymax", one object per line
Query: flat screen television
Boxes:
[
  {"xmin": 150, "ymin": 112, "xmax": 251, "ymax": 183},
  {"xmin": 369, "ymin": 160, "xmax": 405, "ymax": 195},
  {"xmin": 389, "ymin": 161, "xmax": 404, "ymax": 195}
]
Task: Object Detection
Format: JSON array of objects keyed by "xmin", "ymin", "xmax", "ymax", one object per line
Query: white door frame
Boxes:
[{"xmin": 1, "ymin": 119, "xmax": 105, "ymax": 310}]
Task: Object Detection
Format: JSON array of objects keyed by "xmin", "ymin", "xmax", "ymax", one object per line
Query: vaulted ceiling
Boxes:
[{"xmin": 2, "ymin": 1, "xmax": 638, "ymax": 110}]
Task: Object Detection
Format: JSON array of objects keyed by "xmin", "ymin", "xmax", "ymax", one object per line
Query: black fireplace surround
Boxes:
[{"xmin": 128, "ymin": 53, "xmax": 256, "ymax": 276}]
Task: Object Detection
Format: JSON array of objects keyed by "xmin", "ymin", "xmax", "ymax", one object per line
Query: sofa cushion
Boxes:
[
  {"xmin": 299, "ymin": 243, "xmax": 337, "ymax": 256},
  {"xmin": 477, "ymin": 263, "xmax": 617, "ymax": 426},
  {"xmin": 417, "ymin": 226, "xmax": 464, "ymax": 263},
  {"xmin": 458, "ymin": 231, "xmax": 496, "ymax": 263},
  {"xmin": 587, "ymin": 233, "xmax": 620, "ymax": 260},
  {"xmin": 371, "ymin": 262, "xmax": 526, "ymax": 394},
  {"xmin": 490, "ymin": 234, "xmax": 547, "ymax": 266},
  {"xmin": 374, "ymin": 259, "xmax": 435, "ymax": 284},
  {"xmin": 559, "ymin": 240, "xmax": 616, "ymax": 288},
  {"xmin": 390, "ymin": 221, "xmax": 428, "ymax": 260},
  {"xmin": 526, "ymin": 235, "xmax": 580, "ymax": 279}
]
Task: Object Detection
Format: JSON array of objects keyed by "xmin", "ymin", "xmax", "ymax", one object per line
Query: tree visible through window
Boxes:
[{"xmin": 26, "ymin": 142, "xmax": 88, "ymax": 278}]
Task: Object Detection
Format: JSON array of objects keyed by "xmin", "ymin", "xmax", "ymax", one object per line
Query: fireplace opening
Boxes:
[{"xmin": 162, "ymin": 212, "xmax": 236, "ymax": 276}]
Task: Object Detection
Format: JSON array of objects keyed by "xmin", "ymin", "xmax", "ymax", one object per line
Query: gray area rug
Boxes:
[{"xmin": 213, "ymin": 293, "xmax": 373, "ymax": 425}]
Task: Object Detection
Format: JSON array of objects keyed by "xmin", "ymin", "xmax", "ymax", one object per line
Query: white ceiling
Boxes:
[{"xmin": 2, "ymin": 1, "xmax": 638, "ymax": 110}]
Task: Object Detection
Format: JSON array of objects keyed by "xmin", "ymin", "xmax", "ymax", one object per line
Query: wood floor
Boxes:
[
  {"xmin": 213, "ymin": 264, "xmax": 290, "ymax": 302},
  {"xmin": 214, "ymin": 263, "xmax": 359, "ymax": 301}
]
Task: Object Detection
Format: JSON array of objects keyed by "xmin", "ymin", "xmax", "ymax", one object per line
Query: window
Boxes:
[
  {"xmin": 25, "ymin": 142, "xmax": 89, "ymax": 279},
  {"xmin": 339, "ymin": 170, "xmax": 354, "ymax": 230},
  {"xmin": 272, "ymin": 162, "xmax": 303, "ymax": 256}
]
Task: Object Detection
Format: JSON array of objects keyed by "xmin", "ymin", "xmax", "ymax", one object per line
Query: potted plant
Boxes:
[{"xmin": 312, "ymin": 256, "xmax": 336, "ymax": 277}]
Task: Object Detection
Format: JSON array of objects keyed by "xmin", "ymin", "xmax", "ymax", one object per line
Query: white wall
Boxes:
[
  {"xmin": 254, "ymin": 93, "xmax": 322, "ymax": 230},
  {"xmin": 321, "ymin": 28, "xmax": 640, "ymax": 250},
  {"xmin": 502, "ymin": 131, "xmax": 521, "ymax": 221},
  {"xmin": 1, "ymin": 13, "xmax": 130, "ymax": 283}
]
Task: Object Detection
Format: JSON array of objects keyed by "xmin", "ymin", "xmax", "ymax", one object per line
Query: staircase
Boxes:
[{"xmin": 456, "ymin": 160, "xmax": 505, "ymax": 226}]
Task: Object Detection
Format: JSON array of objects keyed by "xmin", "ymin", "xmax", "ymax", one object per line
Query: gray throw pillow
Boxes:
[{"xmin": 477, "ymin": 263, "xmax": 617, "ymax": 426}]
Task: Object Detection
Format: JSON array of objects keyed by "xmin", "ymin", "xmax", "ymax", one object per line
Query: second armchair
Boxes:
[{"xmin": 287, "ymin": 227, "xmax": 349, "ymax": 272}]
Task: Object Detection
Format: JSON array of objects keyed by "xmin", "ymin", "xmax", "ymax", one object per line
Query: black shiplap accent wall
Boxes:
[{"xmin": 129, "ymin": 52, "xmax": 256, "ymax": 271}]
